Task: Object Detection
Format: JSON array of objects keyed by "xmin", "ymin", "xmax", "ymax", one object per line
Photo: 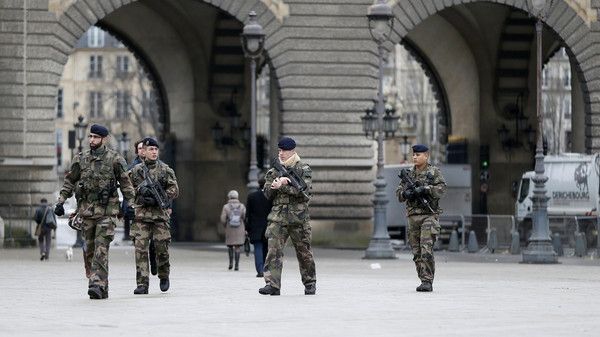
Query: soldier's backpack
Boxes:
[{"xmin": 227, "ymin": 204, "xmax": 243, "ymax": 227}]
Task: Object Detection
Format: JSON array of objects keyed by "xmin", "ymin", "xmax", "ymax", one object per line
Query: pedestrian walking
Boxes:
[
  {"xmin": 54, "ymin": 124, "xmax": 136, "ymax": 299},
  {"xmin": 396, "ymin": 144, "xmax": 446, "ymax": 292},
  {"xmin": 220, "ymin": 190, "xmax": 246, "ymax": 271},
  {"xmin": 129, "ymin": 138, "xmax": 179, "ymax": 295},
  {"xmin": 259, "ymin": 137, "xmax": 316, "ymax": 296},
  {"xmin": 245, "ymin": 177, "xmax": 272, "ymax": 277},
  {"xmin": 33, "ymin": 198, "xmax": 56, "ymax": 260}
]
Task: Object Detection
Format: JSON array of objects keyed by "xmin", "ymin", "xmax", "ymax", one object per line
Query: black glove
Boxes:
[
  {"xmin": 54, "ymin": 203, "xmax": 65, "ymax": 216},
  {"xmin": 142, "ymin": 196, "xmax": 157, "ymax": 207},
  {"xmin": 138, "ymin": 185, "xmax": 151, "ymax": 198},
  {"xmin": 414, "ymin": 186, "xmax": 430, "ymax": 196},
  {"xmin": 401, "ymin": 189, "xmax": 415, "ymax": 201}
]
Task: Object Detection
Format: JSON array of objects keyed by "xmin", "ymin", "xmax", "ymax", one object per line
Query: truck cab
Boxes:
[{"xmin": 515, "ymin": 153, "xmax": 600, "ymax": 245}]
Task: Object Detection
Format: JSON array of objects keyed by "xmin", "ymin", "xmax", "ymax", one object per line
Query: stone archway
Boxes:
[
  {"xmin": 46, "ymin": 0, "xmax": 286, "ymax": 241},
  {"xmin": 381, "ymin": 0, "xmax": 599, "ymax": 214},
  {"xmin": 388, "ymin": 0, "xmax": 597, "ymax": 152}
]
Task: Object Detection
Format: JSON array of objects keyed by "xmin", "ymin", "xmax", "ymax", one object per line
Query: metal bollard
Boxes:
[
  {"xmin": 551, "ymin": 232, "xmax": 563, "ymax": 256},
  {"xmin": 448, "ymin": 229, "xmax": 460, "ymax": 252},
  {"xmin": 574, "ymin": 231, "xmax": 587, "ymax": 257},
  {"xmin": 487, "ymin": 228, "xmax": 498, "ymax": 253},
  {"xmin": 510, "ymin": 230, "xmax": 520, "ymax": 254},
  {"xmin": 467, "ymin": 230, "xmax": 478, "ymax": 253}
]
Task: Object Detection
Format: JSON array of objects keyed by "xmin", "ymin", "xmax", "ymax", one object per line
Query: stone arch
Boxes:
[
  {"xmin": 46, "ymin": 0, "xmax": 286, "ymax": 241},
  {"xmin": 94, "ymin": 21, "xmax": 170, "ymax": 140},
  {"xmin": 388, "ymin": 0, "xmax": 596, "ymax": 152},
  {"xmin": 52, "ymin": 0, "xmax": 285, "ymax": 109},
  {"xmin": 400, "ymin": 38, "xmax": 452, "ymax": 144}
]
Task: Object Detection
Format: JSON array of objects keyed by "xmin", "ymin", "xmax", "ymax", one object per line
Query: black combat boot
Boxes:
[
  {"xmin": 234, "ymin": 252, "xmax": 240, "ymax": 271},
  {"xmin": 159, "ymin": 278, "xmax": 170, "ymax": 292},
  {"xmin": 258, "ymin": 284, "xmax": 280, "ymax": 296},
  {"xmin": 416, "ymin": 281, "xmax": 433, "ymax": 292},
  {"xmin": 133, "ymin": 285, "xmax": 149, "ymax": 295},
  {"xmin": 88, "ymin": 286, "xmax": 104, "ymax": 299},
  {"xmin": 228, "ymin": 247, "xmax": 233, "ymax": 270},
  {"xmin": 304, "ymin": 283, "xmax": 316, "ymax": 295}
]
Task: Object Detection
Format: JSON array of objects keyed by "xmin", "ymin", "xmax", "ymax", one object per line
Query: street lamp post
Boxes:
[
  {"xmin": 74, "ymin": 115, "xmax": 88, "ymax": 153},
  {"xmin": 364, "ymin": 0, "xmax": 397, "ymax": 259},
  {"xmin": 400, "ymin": 135, "xmax": 411, "ymax": 162},
  {"xmin": 119, "ymin": 131, "xmax": 131, "ymax": 161},
  {"xmin": 241, "ymin": 11, "xmax": 265, "ymax": 194},
  {"xmin": 522, "ymin": 0, "xmax": 557, "ymax": 263}
]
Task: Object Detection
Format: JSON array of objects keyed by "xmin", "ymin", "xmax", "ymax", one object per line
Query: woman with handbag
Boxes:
[{"xmin": 33, "ymin": 198, "xmax": 57, "ymax": 260}]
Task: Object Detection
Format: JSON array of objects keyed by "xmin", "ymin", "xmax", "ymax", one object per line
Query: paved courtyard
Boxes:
[{"xmin": 1, "ymin": 244, "xmax": 600, "ymax": 337}]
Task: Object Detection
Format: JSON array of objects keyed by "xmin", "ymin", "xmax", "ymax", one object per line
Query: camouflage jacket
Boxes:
[
  {"xmin": 59, "ymin": 145, "xmax": 135, "ymax": 219},
  {"xmin": 129, "ymin": 159, "xmax": 179, "ymax": 222},
  {"xmin": 396, "ymin": 164, "xmax": 447, "ymax": 216},
  {"xmin": 263, "ymin": 160, "xmax": 312, "ymax": 226}
]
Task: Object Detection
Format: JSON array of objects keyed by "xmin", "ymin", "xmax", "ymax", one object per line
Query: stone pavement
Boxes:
[{"xmin": 1, "ymin": 244, "xmax": 600, "ymax": 337}]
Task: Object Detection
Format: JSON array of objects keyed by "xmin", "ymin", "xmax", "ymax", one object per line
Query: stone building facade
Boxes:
[{"xmin": 1, "ymin": 0, "xmax": 600, "ymax": 246}]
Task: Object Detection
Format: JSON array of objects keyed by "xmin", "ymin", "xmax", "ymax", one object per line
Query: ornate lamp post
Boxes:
[
  {"xmin": 522, "ymin": 0, "xmax": 557, "ymax": 263},
  {"xmin": 241, "ymin": 11, "xmax": 265, "ymax": 194},
  {"xmin": 74, "ymin": 115, "xmax": 88, "ymax": 153},
  {"xmin": 119, "ymin": 131, "xmax": 130, "ymax": 161},
  {"xmin": 364, "ymin": 0, "xmax": 397, "ymax": 259}
]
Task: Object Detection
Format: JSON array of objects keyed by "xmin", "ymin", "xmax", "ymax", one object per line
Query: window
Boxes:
[
  {"xmin": 563, "ymin": 97, "xmax": 571, "ymax": 119},
  {"xmin": 115, "ymin": 90, "xmax": 130, "ymax": 119},
  {"xmin": 56, "ymin": 129, "xmax": 63, "ymax": 167},
  {"xmin": 518, "ymin": 178, "xmax": 530, "ymax": 203},
  {"xmin": 56, "ymin": 88, "xmax": 63, "ymax": 118},
  {"xmin": 405, "ymin": 112, "xmax": 417, "ymax": 128},
  {"xmin": 142, "ymin": 90, "xmax": 154, "ymax": 117},
  {"xmin": 89, "ymin": 55, "xmax": 103, "ymax": 78},
  {"xmin": 116, "ymin": 55, "xmax": 129, "ymax": 77},
  {"xmin": 542, "ymin": 94, "xmax": 548, "ymax": 114},
  {"xmin": 87, "ymin": 27, "xmax": 105, "ymax": 48},
  {"xmin": 563, "ymin": 66, "xmax": 571, "ymax": 89},
  {"xmin": 89, "ymin": 91, "xmax": 103, "ymax": 118},
  {"xmin": 542, "ymin": 67, "xmax": 550, "ymax": 88}
]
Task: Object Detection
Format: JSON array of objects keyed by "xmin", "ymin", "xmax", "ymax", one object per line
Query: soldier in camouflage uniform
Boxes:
[
  {"xmin": 259, "ymin": 137, "xmax": 316, "ymax": 296},
  {"xmin": 128, "ymin": 138, "xmax": 179, "ymax": 295},
  {"xmin": 55, "ymin": 124, "xmax": 135, "ymax": 300},
  {"xmin": 396, "ymin": 144, "xmax": 446, "ymax": 292}
]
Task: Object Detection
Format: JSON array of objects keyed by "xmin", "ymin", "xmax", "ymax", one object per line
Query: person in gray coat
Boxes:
[{"xmin": 220, "ymin": 190, "xmax": 246, "ymax": 271}]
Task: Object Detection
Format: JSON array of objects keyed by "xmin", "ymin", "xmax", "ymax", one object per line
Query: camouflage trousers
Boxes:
[
  {"xmin": 131, "ymin": 221, "xmax": 171, "ymax": 286},
  {"xmin": 263, "ymin": 222, "xmax": 316, "ymax": 289},
  {"xmin": 82, "ymin": 217, "xmax": 116, "ymax": 291},
  {"xmin": 407, "ymin": 215, "xmax": 440, "ymax": 283}
]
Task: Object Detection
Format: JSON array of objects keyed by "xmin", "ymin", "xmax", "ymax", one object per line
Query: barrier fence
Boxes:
[{"xmin": 432, "ymin": 214, "xmax": 600, "ymax": 255}]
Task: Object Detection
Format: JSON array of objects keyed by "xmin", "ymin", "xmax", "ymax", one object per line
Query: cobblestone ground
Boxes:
[{"xmin": 1, "ymin": 245, "xmax": 600, "ymax": 337}]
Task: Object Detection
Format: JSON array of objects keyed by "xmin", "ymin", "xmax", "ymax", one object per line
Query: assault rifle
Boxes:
[
  {"xmin": 399, "ymin": 168, "xmax": 435, "ymax": 213},
  {"xmin": 271, "ymin": 159, "xmax": 308, "ymax": 193},
  {"xmin": 139, "ymin": 163, "xmax": 170, "ymax": 209}
]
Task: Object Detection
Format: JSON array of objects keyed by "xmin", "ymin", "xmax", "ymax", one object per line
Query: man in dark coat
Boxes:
[
  {"xmin": 245, "ymin": 177, "xmax": 272, "ymax": 277},
  {"xmin": 33, "ymin": 198, "xmax": 55, "ymax": 260}
]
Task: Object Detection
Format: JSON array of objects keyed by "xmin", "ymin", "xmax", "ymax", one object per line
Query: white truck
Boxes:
[{"xmin": 515, "ymin": 153, "xmax": 599, "ymax": 245}]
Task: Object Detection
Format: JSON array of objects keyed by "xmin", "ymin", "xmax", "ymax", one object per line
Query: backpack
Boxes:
[{"xmin": 227, "ymin": 204, "xmax": 243, "ymax": 227}]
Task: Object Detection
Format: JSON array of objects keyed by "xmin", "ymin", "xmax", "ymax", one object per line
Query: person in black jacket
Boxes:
[
  {"xmin": 245, "ymin": 177, "xmax": 272, "ymax": 277},
  {"xmin": 33, "ymin": 198, "xmax": 56, "ymax": 260}
]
